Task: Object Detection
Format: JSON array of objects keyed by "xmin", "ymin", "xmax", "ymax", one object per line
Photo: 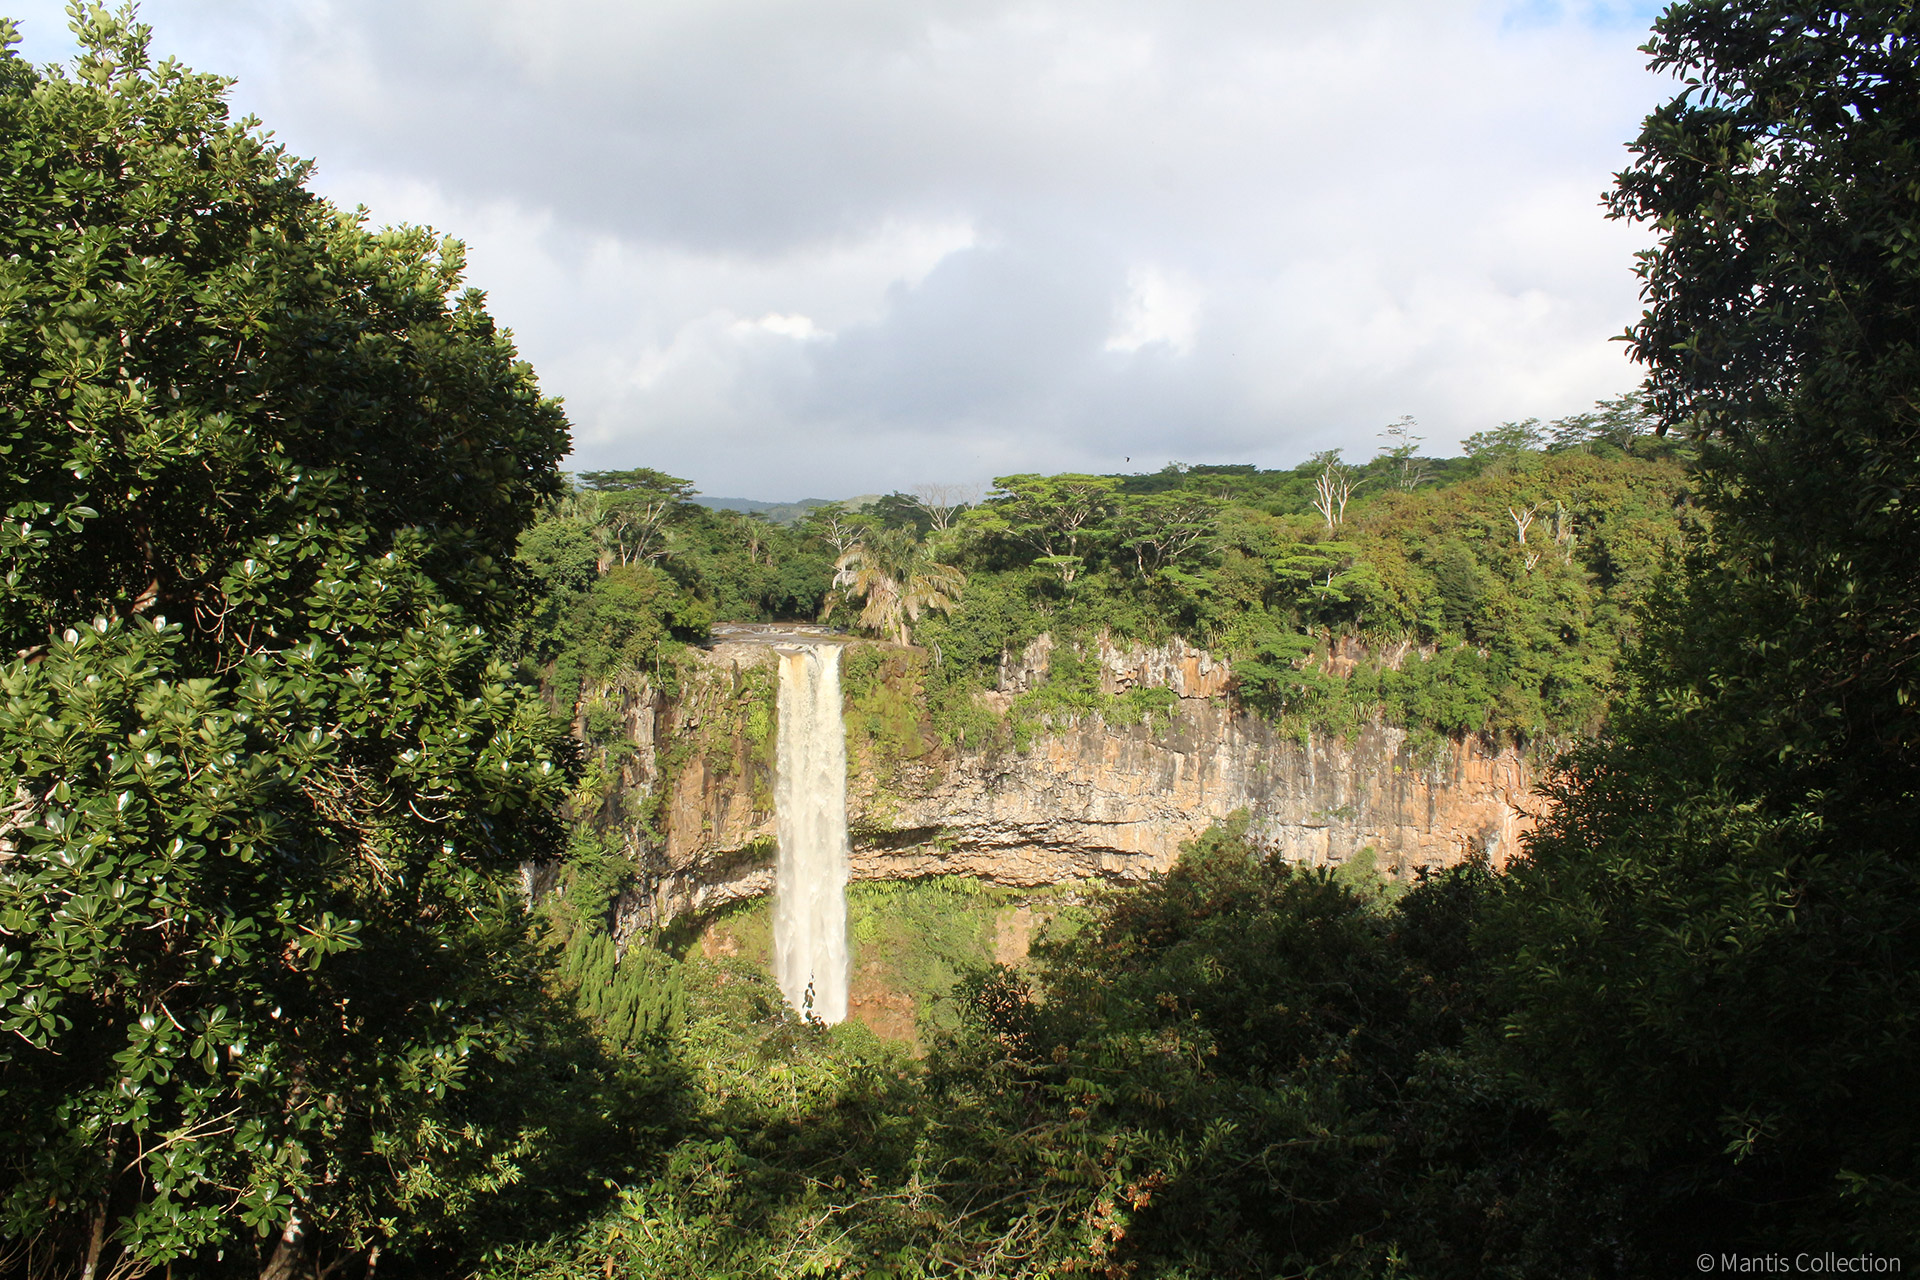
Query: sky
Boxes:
[{"xmin": 10, "ymin": 0, "xmax": 1677, "ymax": 501}]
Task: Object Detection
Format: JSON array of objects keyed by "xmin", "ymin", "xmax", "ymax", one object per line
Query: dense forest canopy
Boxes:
[
  {"xmin": 510, "ymin": 397, "xmax": 1693, "ymax": 752},
  {"xmin": 3, "ymin": 0, "xmax": 1918, "ymax": 1277}
]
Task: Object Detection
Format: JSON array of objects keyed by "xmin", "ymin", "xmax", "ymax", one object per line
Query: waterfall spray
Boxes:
[{"xmin": 772, "ymin": 642, "xmax": 851, "ymax": 1024}]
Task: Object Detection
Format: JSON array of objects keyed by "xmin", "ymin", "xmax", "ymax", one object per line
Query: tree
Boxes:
[
  {"xmin": 560, "ymin": 564, "xmax": 712, "ymax": 693},
  {"xmin": 1268, "ymin": 541, "xmax": 1383, "ymax": 625},
  {"xmin": 822, "ymin": 527, "xmax": 964, "ymax": 646},
  {"xmin": 969, "ymin": 474, "xmax": 1120, "ymax": 584},
  {"xmin": 797, "ymin": 502, "xmax": 867, "ymax": 560},
  {"xmin": 868, "ymin": 491, "xmax": 934, "ymax": 536},
  {"xmin": 1376, "ymin": 416, "xmax": 1431, "ymax": 491},
  {"xmin": 1494, "ymin": 0, "xmax": 1920, "ymax": 1253},
  {"xmin": 726, "ymin": 508, "xmax": 773, "ymax": 566},
  {"xmin": 1505, "ymin": 502, "xmax": 1539, "ymax": 546},
  {"xmin": 504, "ymin": 514, "xmax": 599, "ymax": 680},
  {"xmin": 1430, "ymin": 543, "xmax": 1487, "ymax": 639},
  {"xmin": 575, "ymin": 469, "xmax": 696, "ymax": 567},
  {"xmin": 575, "ymin": 467, "xmax": 696, "ymax": 498},
  {"xmin": 908, "ymin": 482, "xmax": 982, "ymax": 533},
  {"xmin": 1112, "ymin": 491, "xmax": 1220, "ymax": 577},
  {"xmin": 1308, "ymin": 451, "xmax": 1359, "ymax": 532},
  {"xmin": 1547, "ymin": 393, "xmax": 1658, "ymax": 455},
  {"xmin": 0, "ymin": 12, "xmax": 585, "ymax": 1277},
  {"xmin": 1461, "ymin": 419, "xmax": 1545, "ymax": 469}
]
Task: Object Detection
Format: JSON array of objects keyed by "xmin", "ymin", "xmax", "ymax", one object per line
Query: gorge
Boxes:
[{"xmin": 576, "ymin": 626, "xmax": 1543, "ymax": 949}]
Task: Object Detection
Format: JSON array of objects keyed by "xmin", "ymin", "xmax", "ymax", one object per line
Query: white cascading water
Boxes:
[{"xmin": 771, "ymin": 642, "xmax": 851, "ymax": 1024}]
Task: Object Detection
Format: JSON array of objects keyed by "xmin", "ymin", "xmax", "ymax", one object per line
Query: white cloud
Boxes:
[
  {"xmin": 1106, "ymin": 267, "xmax": 1202, "ymax": 356},
  {"xmin": 743, "ymin": 314, "xmax": 828, "ymax": 341},
  {"xmin": 6, "ymin": 0, "xmax": 1678, "ymax": 497}
]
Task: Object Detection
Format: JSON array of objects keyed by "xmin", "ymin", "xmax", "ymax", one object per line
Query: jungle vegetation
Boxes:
[
  {"xmin": 3, "ymin": 2, "xmax": 1916, "ymax": 1277},
  {"xmin": 513, "ymin": 403, "xmax": 1696, "ymax": 756}
]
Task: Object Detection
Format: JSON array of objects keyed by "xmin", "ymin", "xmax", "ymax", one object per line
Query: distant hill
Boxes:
[{"xmin": 694, "ymin": 494, "xmax": 882, "ymax": 526}]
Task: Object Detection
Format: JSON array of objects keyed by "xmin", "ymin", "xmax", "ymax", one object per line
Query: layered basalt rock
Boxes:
[{"xmin": 590, "ymin": 629, "xmax": 1541, "ymax": 936}]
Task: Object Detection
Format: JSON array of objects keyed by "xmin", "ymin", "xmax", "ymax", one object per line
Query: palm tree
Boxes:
[{"xmin": 823, "ymin": 526, "xmax": 964, "ymax": 645}]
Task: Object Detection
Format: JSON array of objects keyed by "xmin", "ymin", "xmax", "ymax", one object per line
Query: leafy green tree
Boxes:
[
  {"xmin": 1547, "ymin": 392, "xmax": 1657, "ymax": 456},
  {"xmin": 517, "ymin": 518, "xmax": 600, "ymax": 603},
  {"xmin": 556, "ymin": 565, "xmax": 711, "ymax": 696},
  {"xmin": 866, "ymin": 490, "xmax": 933, "ymax": 536},
  {"xmin": 506, "ymin": 516, "xmax": 599, "ymax": 680},
  {"xmin": 0, "ymin": 11, "xmax": 586, "ymax": 1275},
  {"xmin": 1495, "ymin": 0, "xmax": 1920, "ymax": 1253},
  {"xmin": 1231, "ymin": 628, "xmax": 1337, "ymax": 719},
  {"xmin": 1110, "ymin": 489, "xmax": 1220, "ymax": 576},
  {"xmin": 1429, "ymin": 542, "xmax": 1487, "ymax": 638},
  {"xmin": 576, "ymin": 468, "xmax": 696, "ymax": 567},
  {"xmin": 1461, "ymin": 419, "xmax": 1545, "ymax": 469},
  {"xmin": 967, "ymin": 473, "xmax": 1120, "ymax": 584},
  {"xmin": 1269, "ymin": 539, "xmax": 1383, "ymax": 623},
  {"xmin": 575, "ymin": 467, "xmax": 693, "ymax": 496}
]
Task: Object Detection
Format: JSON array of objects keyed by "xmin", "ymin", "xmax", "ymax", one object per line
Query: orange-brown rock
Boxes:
[
  {"xmin": 595, "ymin": 631, "xmax": 1542, "ymax": 935},
  {"xmin": 859, "ymin": 705, "xmax": 1537, "ymax": 887}
]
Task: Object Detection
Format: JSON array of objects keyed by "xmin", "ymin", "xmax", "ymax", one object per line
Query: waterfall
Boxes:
[{"xmin": 772, "ymin": 642, "xmax": 851, "ymax": 1024}]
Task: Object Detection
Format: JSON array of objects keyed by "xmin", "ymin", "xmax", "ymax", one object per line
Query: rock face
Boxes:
[
  {"xmin": 860, "ymin": 705, "xmax": 1535, "ymax": 884},
  {"xmin": 589, "ymin": 629, "xmax": 1541, "ymax": 936}
]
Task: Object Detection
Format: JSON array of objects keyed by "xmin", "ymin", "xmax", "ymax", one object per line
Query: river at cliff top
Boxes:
[{"xmin": 707, "ymin": 621, "xmax": 856, "ymax": 647}]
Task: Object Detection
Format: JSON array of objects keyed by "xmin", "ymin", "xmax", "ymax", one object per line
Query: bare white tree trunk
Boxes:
[
  {"xmin": 1313, "ymin": 464, "xmax": 1355, "ymax": 532},
  {"xmin": 820, "ymin": 513, "xmax": 862, "ymax": 558},
  {"xmin": 910, "ymin": 482, "xmax": 982, "ymax": 531}
]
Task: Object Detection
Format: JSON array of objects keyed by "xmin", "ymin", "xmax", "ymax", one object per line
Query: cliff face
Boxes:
[{"xmin": 590, "ymin": 631, "xmax": 1540, "ymax": 935}]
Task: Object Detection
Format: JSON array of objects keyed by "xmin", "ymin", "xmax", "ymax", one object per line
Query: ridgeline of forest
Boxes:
[
  {"xmin": 513, "ymin": 403, "xmax": 1692, "ymax": 759},
  {"xmin": 3, "ymin": 5, "xmax": 1917, "ymax": 1280}
]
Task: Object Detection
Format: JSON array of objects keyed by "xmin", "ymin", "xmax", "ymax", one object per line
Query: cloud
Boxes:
[
  {"xmin": 8, "ymin": 0, "xmax": 1677, "ymax": 498},
  {"xmin": 1107, "ymin": 267, "xmax": 1203, "ymax": 356}
]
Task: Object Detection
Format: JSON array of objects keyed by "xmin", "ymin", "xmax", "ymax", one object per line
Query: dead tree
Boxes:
[
  {"xmin": 1312, "ymin": 454, "xmax": 1358, "ymax": 532},
  {"xmin": 910, "ymin": 482, "xmax": 983, "ymax": 532},
  {"xmin": 1507, "ymin": 502, "xmax": 1541, "ymax": 546}
]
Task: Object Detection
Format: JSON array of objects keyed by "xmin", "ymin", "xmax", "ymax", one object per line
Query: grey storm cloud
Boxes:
[
  {"xmin": 11, "ymin": 0, "xmax": 1674, "ymax": 499},
  {"xmin": 809, "ymin": 235, "xmax": 1118, "ymax": 423}
]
